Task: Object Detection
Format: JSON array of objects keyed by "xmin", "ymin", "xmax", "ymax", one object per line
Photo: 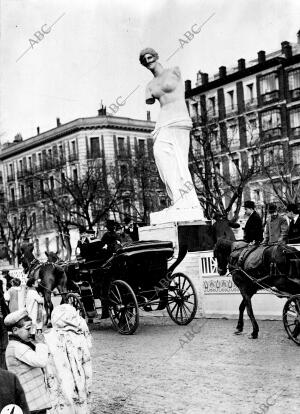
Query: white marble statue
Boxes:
[{"xmin": 139, "ymin": 48, "xmax": 204, "ymax": 223}]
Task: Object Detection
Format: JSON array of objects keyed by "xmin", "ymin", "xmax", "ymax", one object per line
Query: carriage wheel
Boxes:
[
  {"xmin": 108, "ymin": 280, "xmax": 139, "ymax": 335},
  {"xmin": 166, "ymin": 273, "xmax": 198, "ymax": 325},
  {"xmin": 65, "ymin": 293, "xmax": 86, "ymax": 319},
  {"xmin": 283, "ymin": 294, "xmax": 300, "ymax": 346}
]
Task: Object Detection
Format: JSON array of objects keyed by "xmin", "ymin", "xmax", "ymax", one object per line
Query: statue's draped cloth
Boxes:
[{"xmin": 152, "ymin": 118, "xmax": 202, "ymax": 211}]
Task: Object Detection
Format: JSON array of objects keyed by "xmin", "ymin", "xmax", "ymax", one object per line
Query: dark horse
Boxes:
[
  {"xmin": 18, "ymin": 244, "xmax": 67, "ymax": 326},
  {"xmin": 214, "ymin": 239, "xmax": 300, "ymax": 339}
]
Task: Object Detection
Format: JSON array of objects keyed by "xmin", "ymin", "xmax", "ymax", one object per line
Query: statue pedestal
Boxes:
[
  {"xmin": 139, "ymin": 219, "xmax": 212, "ymax": 318},
  {"xmin": 150, "ymin": 206, "xmax": 205, "ymax": 226}
]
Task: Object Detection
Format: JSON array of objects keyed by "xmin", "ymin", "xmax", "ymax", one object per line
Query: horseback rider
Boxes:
[
  {"xmin": 237, "ymin": 201, "xmax": 263, "ymax": 267},
  {"xmin": 261, "ymin": 203, "xmax": 288, "ymax": 246}
]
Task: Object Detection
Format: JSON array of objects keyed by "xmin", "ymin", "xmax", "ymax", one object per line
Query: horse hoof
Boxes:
[
  {"xmin": 248, "ymin": 333, "xmax": 258, "ymax": 339},
  {"xmin": 234, "ymin": 330, "xmax": 243, "ymax": 335}
]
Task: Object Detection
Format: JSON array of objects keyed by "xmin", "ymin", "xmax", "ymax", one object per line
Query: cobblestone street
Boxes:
[{"xmin": 89, "ymin": 316, "xmax": 300, "ymax": 414}]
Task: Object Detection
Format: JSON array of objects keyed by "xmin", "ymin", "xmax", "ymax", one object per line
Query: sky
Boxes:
[{"xmin": 1, "ymin": 0, "xmax": 300, "ymax": 143}]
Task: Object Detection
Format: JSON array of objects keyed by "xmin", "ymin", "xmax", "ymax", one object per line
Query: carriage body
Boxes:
[{"xmin": 67, "ymin": 240, "xmax": 198, "ymax": 334}]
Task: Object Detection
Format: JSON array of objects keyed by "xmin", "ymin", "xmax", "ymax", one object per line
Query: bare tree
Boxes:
[
  {"xmin": 0, "ymin": 199, "xmax": 33, "ymax": 266},
  {"xmin": 191, "ymin": 116, "xmax": 262, "ymax": 221}
]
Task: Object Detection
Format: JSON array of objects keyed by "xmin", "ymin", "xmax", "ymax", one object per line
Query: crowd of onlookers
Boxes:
[{"xmin": 0, "ymin": 278, "xmax": 92, "ymax": 413}]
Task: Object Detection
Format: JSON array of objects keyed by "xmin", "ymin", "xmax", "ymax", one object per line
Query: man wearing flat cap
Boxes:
[
  {"xmin": 262, "ymin": 203, "xmax": 288, "ymax": 245},
  {"xmin": 243, "ymin": 200, "xmax": 263, "ymax": 245},
  {"xmin": 4, "ymin": 309, "xmax": 51, "ymax": 413}
]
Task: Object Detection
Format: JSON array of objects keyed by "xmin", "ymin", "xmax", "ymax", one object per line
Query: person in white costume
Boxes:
[{"xmin": 139, "ymin": 48, "xmax": 204, "ymax": 220}]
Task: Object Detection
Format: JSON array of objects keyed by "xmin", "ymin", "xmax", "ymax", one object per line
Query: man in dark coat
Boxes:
[
  {"xmin": 243, "ymin": 200, "xmax": 263, "ymax": 244},
  {"xmin": 286, "ymin": 203, "xmax": 300, "ymax": 244},
  {"xmin": 0, "ymin": 367, "xmax": 30, "ymax": 413},
  {"xmin": 238, "ymin": 200, "xmax": 263, "ymax": 267}
]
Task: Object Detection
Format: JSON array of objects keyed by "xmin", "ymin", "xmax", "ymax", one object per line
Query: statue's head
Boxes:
[{"xmin": 139, "ymin": 47, "xmax": 159, "ymax": 67}]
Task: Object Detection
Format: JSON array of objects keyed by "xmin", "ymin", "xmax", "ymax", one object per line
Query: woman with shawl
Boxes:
[{"xmin": 44, "ymin": 304, "xmax": 92, "ymax": 414}]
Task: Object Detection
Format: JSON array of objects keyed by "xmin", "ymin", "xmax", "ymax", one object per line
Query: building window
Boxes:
[
  {"xmin": 192, "ymin": 102, "xmax": 199, "ymax": 118},
  {"xmin": 292, "ymin": 147, "xmax": 300, "ymax": 167},
  {"xmin": 288, "ymin": 69, "xmax": 300, "ymax": 90},
  {"xmin": 38, "ymin": 153, "xmax": 42, "ymax": 168},
  {"xmin": 49, "ymin": 176, "xmax": 54, "ymax": 191},
  {"xmin": 42, "ymin": 210, "xmax": 47, "ymax": 228},
  {"xmin": 20, "ymin": 185, "xmax": 25, "ymax": 200},
  {"xmin": 120, "ymin": 164, "xmax": 128, "ymax": 182},
  {"xmin": 10, "ymin": 188, "xmax": 15, "ymax": 202},
  {"xmin": 290, "ymin": 108, "xmax": 300, "ymax": 136},
  {"xmin": 226, "ymin": 90, "xmax": 235, "ymax": 110},
  {"xmin": 227, "ymin": 124, "xmax": 239, "ymax": 147},
  {"xmin": 246, "ymin": 83, "xmax": 254, "ymax": 102},
  {"xmin": 208, "ymin": 97, "xmax": 216, "ymax": 116},
  {"xmin": 45, "ymin": 237, "xmax": 50, "ymax": 253},
  {"xmin": 264, "ymin": 145, "xmax": 283, "ymax": 166},
  {"xmin": 118, "ymin": 137, "xmax": 126, "ymax": 156},
  {"xmin": 90, "ymin": 137, "xmax": 101, "ymax": 158},
  {"xmin": 32, "ymin": 212, "xmax": 36, "ymax": 231},
  {"xmin": 19, "ymin": 159, "xmax": 23, "ymax": 172},
  {"xmin": 9, "ymin": 163, "xmax": 13, "ymax": 176},
  {"xmin": 73, "ymin": 168, "xmax": 78, "ymax": 182},
  {"xmin": 40, "ymin": 179, "xmax": 44, "ymax": 198},
  {"xmin": 123, "ymin": 198, "xmax": 130, "ymax": 215},
  {"xmin": 261, "ymin": 110, "xmax": 281, "ymax": 132},
  {"xmin": 260, "ymin": 72, "xmax": 279, "ymax": 94},
  {"xmin": 28, "ymin": 156, "xmax": 32, "ymax": 171},
  {"xmin": 138, "ymin": 140, "xmax": 145, "ymax": 157},
  {"xmin": 71, "ymin": 141, "xmax": 76, "ymax": 155}
]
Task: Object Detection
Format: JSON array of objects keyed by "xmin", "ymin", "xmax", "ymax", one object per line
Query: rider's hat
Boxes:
[{"xmin": 244, "ymin": 200, "xmax": 255, "ymax": 209}]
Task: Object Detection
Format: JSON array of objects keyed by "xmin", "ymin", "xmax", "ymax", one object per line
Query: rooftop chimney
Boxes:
[
  {"xmin": 56, "ymin": 117, "xmax": 61, "ymax": 127},
  {"xmin": 281, "ymin": 41, "xmax": 292, "ymax": 58},
  {"xmin": 297, "ymin": 30, "xmax": 300, "ymax": 45},
  {"xmin": 185, "ymin": 80, "xmax": 191, "ymax": 92},
  {"xmin": 219, "ymin": 66, "xmax": 227, "ymax": 79},
  {"xmin": 98, "ymin": 104, "xmax": 106, "ymax": 116},
  {"xmin": 238, "ymin": 58, "xmax": 246, "ymax": 71},
  {"xmin": 257, "ymin": 50, "xmax": 266, "ymax": 64},
  {"xmin": 146, "ymin": 111, "xmax": 151, "ymax": 121},
  {"xmin": 201, "ymin": 73, "xmax": 209, "ymax": 85},
  {"xmin": 37, "ymin": 126, "xmax": 40, "ymax": 135}
]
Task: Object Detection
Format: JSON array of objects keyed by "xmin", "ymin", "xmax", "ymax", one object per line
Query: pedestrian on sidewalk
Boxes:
[
  {"xmin": 44, "ymin": 304, "xmax": 92, "ymax": 414},
  {"xmin": 262, "ymin": 203, "xmax": 288, "ymax": 245},
  {"xmin": 4, "ymin": 308, "xmax": 51, "ymax": 414},
  {"xmin": 25, "ymin": 278, "xmax": 45, "ymax": 337},
  {"xmin": 4, "ymin": 278, "xmax": 25, "ymax": 313}
]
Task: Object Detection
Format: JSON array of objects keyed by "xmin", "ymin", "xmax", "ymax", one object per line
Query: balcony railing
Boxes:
[
  {"xmin": 291, "ymin": 126, "xmax": 300, "ymax": 138},
  {"xmin": 18, "ymin": 195, "xmax": 36, "ymax": 206},
  {"xmin": 117, "ymin": 150, "xmax": 129, "ymax": 159},
  {"xmin": 261, "ymin": 90, "xmax": 280, "ymax": 105},
  {"xmin": 262, "ymin": 127, "xmax": 282, "ymax": 141},
  {"xmin": 17, "ymin": 170, "xmax": 25, "ymax": 180},
  {"xmin": 207, "ymin": 110, "xmax": 218, "ymax": 123},
  {"xmin": 68, "ymin": 152, "xmax": 78, "ymax": 162},
  {"xmin": 191, "ymin": 115, "xmax": 202, "ymax": 126},
  {"xmin": 8, "ymin": 200, "xmax": 17, "ymax": 209},
  {"xmin": 7, "ymin": 173, "xmax": 15, "ymax": 182}
]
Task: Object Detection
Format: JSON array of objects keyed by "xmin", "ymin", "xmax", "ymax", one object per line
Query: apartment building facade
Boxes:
[
  {"xmin": 0, "ymin": 110, "xmax": 162, "ymax": 260},
  {"xmin": 185, "ymin": 31, "xmax": 300, "ymax": 217}
]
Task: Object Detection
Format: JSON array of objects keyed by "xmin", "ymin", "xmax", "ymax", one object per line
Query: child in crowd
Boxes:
[
  {"xmin": 26, "ymin": 278, "xmax": 45, "ymax": 336},
  {"xmin": 4, "ymin": 277, "xmax": 25, "ymax": 312},
  {"xmin": 4, "ymin": 308, "xmax": 51, "ymax": 414}
]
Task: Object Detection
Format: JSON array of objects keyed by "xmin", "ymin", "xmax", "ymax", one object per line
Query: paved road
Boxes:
[{"xmin": 89, "ymin": 316, "xmax": 300, "ymax": 414}]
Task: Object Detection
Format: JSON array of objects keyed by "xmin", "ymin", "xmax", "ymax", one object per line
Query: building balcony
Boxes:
[
  {"xmin": 262, "ymin": 127, "xmax": 282, "ymax": 142},
  {"xmin": 290, "ymin": 88, "xmax": 300, "ymax": 101},
  {"xmin": 18, "ymin": 195, "xmax": 36, "ymax": 206},
  {"xmin": 68, "ymin": 153, "xmax": 78, "ymax": 162},
  {"xmin": 54, "ymin": 156, "xmax": 67, "ymax": 167},
  {"xmin": 7, "ymin": 173, "xmax": 15, "ymax": 182},
  {"xmin": 191, "ymin": 114, "xmax": 203, "ymax": 126},
  {"xmin": 117, "ymin": 150, "xmax": 129, "ymax": 160},
  {"xmin": 207, "ymin": 110, "xmax": 218, "ymax": 123},
  {"xmin": 17, "ymin": 170, "xmax": 25, "ymax": 180},
  {"xmin": 8, "ymin": 200, "xmax": 18, "ymax": 209},
  {"xmin": 261, "ymin": 90, "xmax": 280, "ymax": 105},
  {"xmin": 24, "ymin": 167, "xmax": 35, "ymax": 177},
  {"xmin": 290, "ymin": 126, "xmax": 300, "ymax": 139},
  {"xmin": 86, "ymin": 150, "xmax": 102, "ymax": 160}
]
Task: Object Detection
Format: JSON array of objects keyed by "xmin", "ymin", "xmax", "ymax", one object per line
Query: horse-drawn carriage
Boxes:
[{"xmin": 55, "ymin": 240, "xmax": 198, "ymax": 334}]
